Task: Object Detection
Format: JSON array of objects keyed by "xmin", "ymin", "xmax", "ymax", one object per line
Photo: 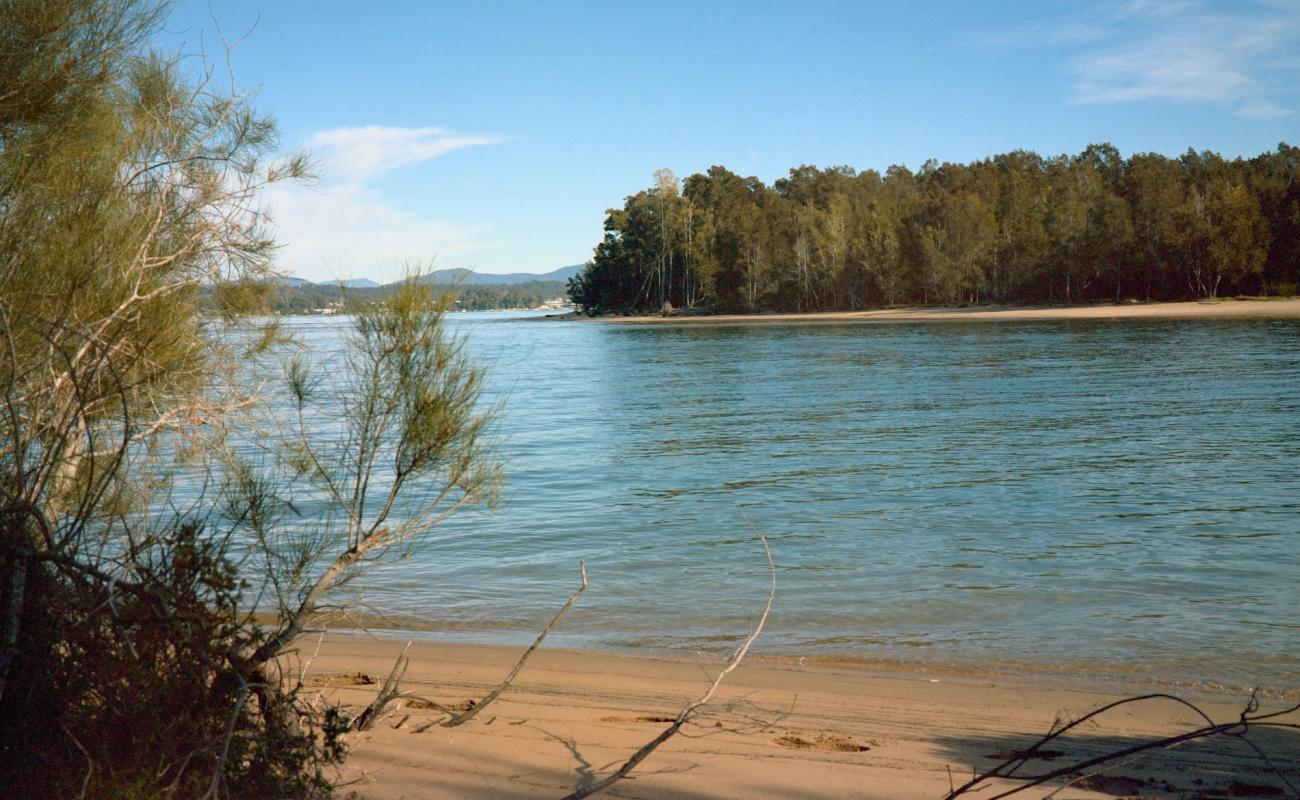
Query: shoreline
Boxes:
[
  {"xmin": 580, "ymin": 297, "xmax": 1300, "ymax": 325},
  {"xmin": 305, "ymin": 635, "xmax": 1298, "ymax": 799},
  {"xmin": 288, "ymin": 614, "xmax": 1299, "ymax": 705}
]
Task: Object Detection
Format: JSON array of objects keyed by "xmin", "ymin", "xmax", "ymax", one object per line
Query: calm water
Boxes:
[{"xmin": 268, "ymin": 312, "xmax": 1300, "ymax": 694}]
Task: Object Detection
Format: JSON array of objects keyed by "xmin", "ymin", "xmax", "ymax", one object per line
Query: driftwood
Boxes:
[
  {"xmin": 943, "ymin": 691, "xmax": 1300, "ymax": 799},
  {"xmin": 352, "ymin": 642, "xmax": 411, "ymax": 732},
  {"xmin": 441, "ymin": 560, "xmax": 589, "ymax": 728},
  {"xmin": 560, "ymin": 536, "xmax": 776, "ymax": 800},
  {"xmin": 352, "ymin": 560, "xmax": 588, "ymax": 735}
]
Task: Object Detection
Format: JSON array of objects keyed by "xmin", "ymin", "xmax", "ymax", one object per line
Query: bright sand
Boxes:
[
  {"xmin": 301, "ymin": 635, "xmax": 1298, "ymax": 799},
  {"xmin": 596, "ymin": 298, "xmax": 1300, "ymax": 325}
]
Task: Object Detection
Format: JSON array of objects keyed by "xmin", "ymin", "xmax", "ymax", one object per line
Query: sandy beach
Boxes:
[
  {"xmin": 299, "ymin": 635, "xmax": 1298, "ymax": 799},
  {"xmin": 589, "ymin": 298, "xmax": 1300, "ymax": 326}
]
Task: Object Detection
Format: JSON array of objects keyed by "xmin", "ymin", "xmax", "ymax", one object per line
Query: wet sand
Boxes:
[{"xmin": 299, "ymin": 635, "xmax": 1298, "ymax": 799}]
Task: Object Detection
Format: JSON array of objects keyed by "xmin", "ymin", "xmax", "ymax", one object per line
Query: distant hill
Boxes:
[
  {"xmin": 270, "ymin": 275, "xmax": 313, "ymax": 287},
  {"xmin": 267, "ymin": 276, "xmax": 378, "ymax": 288},
  {"xmin": 411, "ymin": 264, "xmax": 583, "ymax": 287},
  {"xmin": 271, "ymin": 265, "xmax": 583, "ymax": 289},
  {"xmin": 234, "ymin": 268, "xmax": 575, "ymax": 315}
]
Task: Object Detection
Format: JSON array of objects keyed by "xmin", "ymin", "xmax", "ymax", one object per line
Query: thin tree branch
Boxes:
[
  {"xmin": 200, "ymin": 686, "xmax": 250, "ymax": 800},
  {"xmin": 353, "ymin": 641, "xmax": 411, "ymax": 732},
  {"xmin": 561, "ymin": 537, "xmax": 775, "ymax": 800},
  {"xmin": 443, "ymin": 560, "xmax": 589, "ymax": 728},
  {"xmin": 943, "ymin": 692, "xmax": 1300, "ymax": 799}
]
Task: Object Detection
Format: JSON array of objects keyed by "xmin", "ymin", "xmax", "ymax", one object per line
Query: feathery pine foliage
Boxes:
[{"xmin": 0, "ymin": 3, "xmax": 495, "ymax": 798}]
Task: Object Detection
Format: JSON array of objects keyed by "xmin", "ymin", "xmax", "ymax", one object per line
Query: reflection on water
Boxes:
[{"xmin": 262, "ymin": 313, "xmax": 1300, "ymax": 694}]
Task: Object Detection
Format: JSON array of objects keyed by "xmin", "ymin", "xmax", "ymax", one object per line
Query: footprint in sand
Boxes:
[
  {"xmin": 774, "ymin": 733, "xmax": 871, "ymax": 752},
  {"xmin": 302, "ymin": 672, "xmax": 376, "ymax": 687},
  {"xmin": 599, "ymin": 715, "xmax": 678, "ymax": 723}
]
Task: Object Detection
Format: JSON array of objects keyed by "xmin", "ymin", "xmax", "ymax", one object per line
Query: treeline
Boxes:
[
  {"xmin": 207, "ymin": 280, "xmax": 569, "ymax": 314},
  {"xmin": 567, "ymin": 143, "xmax": 1300, "ymax": 314},
  {"xmin": 457, "ymin": 281, "xmax": 569, "ymax": 310}
]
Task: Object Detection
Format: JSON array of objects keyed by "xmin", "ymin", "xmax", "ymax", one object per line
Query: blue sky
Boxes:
[{"xmin": 158, "ymin": 1, "xmax": 1300, "ymax": 282}]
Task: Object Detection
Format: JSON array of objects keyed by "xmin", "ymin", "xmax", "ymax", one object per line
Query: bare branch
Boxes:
[
  {"xmin": 943, "ymin": 692, "xmax": 1300, "ymax": 799},
  {"xmin": 352, "ymin": 641, "xmax": 411, "ymax": 732},
  {"xmin": 443, "ymin": 560, "xmax": 589, "ymax": 728},
  {"xmin": 58, "ymin": 721, "xmax": 94, "ymax": 800},
  {"xmin": 562, "ymin": 538, "xmax": 775, "ymax": 800},
  {"xmin": 200, "ymin": 686, "xmax": 250, "ymax": 800}
]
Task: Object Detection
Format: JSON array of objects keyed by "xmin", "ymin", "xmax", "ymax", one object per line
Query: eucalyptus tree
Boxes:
[
  {"xmin": 917, "ymin": 190, "xmax": 997, "ymax": 305},
  {"xmin": 653, "ymin": 168, "xmax": 679, "ymax": 309},
  {"xmin": 1249, "ymin": 144, "xmax": 1300, "ymax": 294},
  {"xmin": 992, "ymin": 150, "xmax": 1051, "ymax": 301},
  {"xmin": 1127, "ymin": 153, "xmax": 1184, "ymax": 300},
  {"xmin": 1203, "ymin": 177, "xmax": 1269, "ymax": 298},
  {"xmin": 569, "ymin": 143, "xmax": 1297, "ymax": 313}
]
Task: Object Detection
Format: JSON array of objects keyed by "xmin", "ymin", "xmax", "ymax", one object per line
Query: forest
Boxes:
[{"xmin": 567, "ymin": 144, "xmax": 1300, "ymax": 314}]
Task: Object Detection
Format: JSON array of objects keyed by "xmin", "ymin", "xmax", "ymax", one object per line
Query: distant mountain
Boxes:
[
  {"xmin": 411, "ymin": 264, "xmax": 584, "ymax": 287},
  {"xmin": 268, "ymin": 276, "xmax": 379, "ymax": 288},
  {"xmin": 269, "ymin": 275, "xmax": 314, "ymax": 287},
  {"xmin": 534, "ymin": 264, "xmax": 585, "ymax": 282},
  {"xmin": 272, "ymin": 265, "xmax": 583, "ymax": 289}
]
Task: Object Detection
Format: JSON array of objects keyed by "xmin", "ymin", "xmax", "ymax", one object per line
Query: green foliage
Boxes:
[
  {"xmin": 0, "ymin": 2, "xmax": 360, "ymax": 798},
  {"xmin": 238, "ymin": 276, "xmax": 500, "ymax": 666},
  {"xmin": 0, "ymin": 520, "xmax": 340, "ymax": 800},
  {"xmin": 570, "ymin": 144, "xmax": 1300, "ymax": 313}
]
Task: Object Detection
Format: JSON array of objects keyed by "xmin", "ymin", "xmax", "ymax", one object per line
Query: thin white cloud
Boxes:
[
  {"xmin": 263, "ymin": 124, "xmax": 504, "ymax": 282},
  {"xmin": 1236, "ymin": 101, "xmax": 1294, "ymax": 119},
  {"xmin": 972, "ymin": 1, "xmax": 1300, "ymax": 117},
  {"xmin": 1112, "ymin": 0, "xmax": 1205, "ymax": 19},
  {"xmin": 308, "ymin": 125, "xmax": 501, "ymax": 181},
  {"xmin": 966, "ymin": 20, "xmax": 1110, "ymax": 49},
  {"xmin": 1072, "ymin": 26, "xmax": 1260, "ymax": 104},
  {"xmin": 263, "ymin": 181, "xmax": 497, "ymax": 282}
]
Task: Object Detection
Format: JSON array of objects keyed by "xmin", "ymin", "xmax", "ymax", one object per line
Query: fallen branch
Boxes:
[
  {"xmin": 200, "ymin": 686, "xmax": 250, "ymax": 800},
  {"xmin": 561, "ymin": 537, "xmax": 775, "ymax": 800},
  {"xmin": 441, "ymin": 560, "xmax": 589, "ymax": 728},
  {"xmin": 58, "ymin": 721, "xmax": 93, "ymax": 800},
  {"xmin": 352, "ymin": 641, "xmax": 411, "ymax": 731},
  {"xmin": 943, "ymin": 691, "xmax": 1300, "ymax": 799}
]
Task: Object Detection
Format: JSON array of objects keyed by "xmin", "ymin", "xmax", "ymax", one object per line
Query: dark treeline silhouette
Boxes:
[{"xmin": 567, "ymin": 143, "xmax": 1300, "ymax": 314}]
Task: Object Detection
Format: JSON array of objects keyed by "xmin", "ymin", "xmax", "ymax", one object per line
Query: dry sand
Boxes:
[
  {"xmin": 593, "ymin": 298, "xmax": 1300, "ymax": 326},
  {"xmin": 299, "ymin": 635, "xmax": 1298, "ymax": 799}
]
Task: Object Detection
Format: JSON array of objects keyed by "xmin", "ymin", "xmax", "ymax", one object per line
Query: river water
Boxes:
[{"xmin": 268, "ymin": 312, "xmax": 1300, "ymax": 695}]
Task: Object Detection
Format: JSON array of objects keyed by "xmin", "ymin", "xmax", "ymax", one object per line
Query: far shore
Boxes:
[
  {"xmin": 575, "ymin": 297, "xmax": 1300, "ymax": 325},
  {"xmin": 304, "ymin": 635, "xmax": 1298, "ymax": 799}
]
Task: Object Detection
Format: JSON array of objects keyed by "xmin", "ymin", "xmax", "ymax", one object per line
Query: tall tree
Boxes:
[
  {"xmin": 1205, "ymin": 178, "xmax": 1269, "ymax": 297},
  {"xmin": 569, "ymin": 143, "xmax": 1296, "ymax": 314}
]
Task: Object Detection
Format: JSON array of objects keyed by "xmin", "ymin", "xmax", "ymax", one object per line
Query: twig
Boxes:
[
  {"xmin": 353, "ymin": 641, "xmax": 411, "ymax": 731},
  {"xmin": 59, "ymin": 721, "xmax": 94, "ymax": 800},
  {"xmin": 200, "ymin": 686, "xmax": 250, "ymax": 800},
  {"xmin": 442, "ymin": 560, "xmax": 589, "ymax": 728},
  {"xmin": 561, "ymin": 537, "xmax": 775, "ymax": 800},
  {"xmin": 297, "ymin": 627, "xmax": 327, "ymax": 685},
  {"xmin": 943, "ymin": 692, "xmax": 1300, "ymax": 799}
]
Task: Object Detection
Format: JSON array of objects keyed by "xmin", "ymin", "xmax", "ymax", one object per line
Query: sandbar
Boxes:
[{"xmin": 590, "ymin": 298, "xmax": 1300, "ymax": 325}]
